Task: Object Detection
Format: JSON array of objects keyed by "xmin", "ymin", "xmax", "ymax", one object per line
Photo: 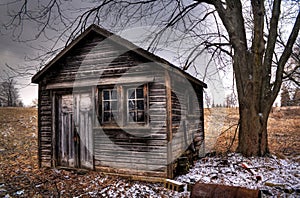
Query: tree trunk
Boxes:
[
  {"xmin": 237, "ymin": 103, "xmax": 270, "ymax": 156},
  {"xmin": 233, "ymin": 48, "xmax": 272, "ymax": 157}
]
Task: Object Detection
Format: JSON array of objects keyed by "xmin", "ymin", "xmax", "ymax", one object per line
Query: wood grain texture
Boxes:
[{"xmin": 36, "ymin": 30, "xmax": 205, "ymax": 179}]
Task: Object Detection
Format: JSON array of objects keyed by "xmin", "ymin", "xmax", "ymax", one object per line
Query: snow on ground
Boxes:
[
  {"xmin": 63, "ymin": 176, "xmax": 189, "ymax": 198},
  {"xmin": 176, "ymin": 153, "xmax": 300, "ymax": 197},
  {"xmin": 1, "ymin": 153, "xmax": 299, "ymax": 197},
  {"xmin": 64, "ymin": 153, "xmax": 300, "ymax": 197}
]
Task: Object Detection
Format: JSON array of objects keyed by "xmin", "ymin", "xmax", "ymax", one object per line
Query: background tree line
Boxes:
[
  {"xmin": 281, "ymin": 38, "xmax": 300, "ymax": 107},
  {"xmin": 0, "ymin": 72, "xmax": 22, "ymax": 107}
]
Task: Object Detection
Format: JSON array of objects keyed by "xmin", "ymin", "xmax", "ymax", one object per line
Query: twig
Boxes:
[
  {"xmin": 218, "ymin": 122, "xmax": 239, "ymax": 137},
  {"xmin": 226, "ymin": 120, "xmax": 240, "ymax": 153}
]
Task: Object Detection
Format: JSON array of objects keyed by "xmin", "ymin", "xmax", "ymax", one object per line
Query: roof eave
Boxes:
[{"xmin": 31, "ymin": 25, "xmax": 104, "ymax": 83}]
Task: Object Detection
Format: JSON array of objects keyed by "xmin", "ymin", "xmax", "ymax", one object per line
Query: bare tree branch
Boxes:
[{"xmin": 272, "ymin": 11, "xmax": 300, "ymax": 102}]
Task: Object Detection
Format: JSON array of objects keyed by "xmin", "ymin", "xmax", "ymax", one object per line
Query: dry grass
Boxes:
[
  {"xmin": 0, "ymin": 107, "xmax": 38, "ymax": 170},
  {"xmin": 204, "ymin": 107, "xmax": 300, "ymax": 159},
  {"xmin": 0, "ymin": 107, "xmax": 299, "ymax": 196},
  {"xmin": 0, "ymin": 107, "xmax": 179, "ymax": 197}
]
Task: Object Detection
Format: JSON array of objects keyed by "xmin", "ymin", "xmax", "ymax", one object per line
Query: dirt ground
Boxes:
[
  {"xmin": 0, "ymin": 108, "xmax": 183, "ymax": 197},
  {"xmin": 0, "ymin": 107, "xmax": 299, "ymax": 197}
]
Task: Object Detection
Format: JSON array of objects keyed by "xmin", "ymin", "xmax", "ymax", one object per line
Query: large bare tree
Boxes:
[{"xmin": 2, "ymin": 0, "xmax": 299, "ymax": 156}]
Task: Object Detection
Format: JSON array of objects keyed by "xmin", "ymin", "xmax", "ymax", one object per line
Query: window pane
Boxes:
[
  {"xmin": 128, "ymin": 100, "xmax": 135, "ymax": 110},
  {"xmin": 126, "ymin": 86, "xmax": 147, "ymax": 124},
  {"xmin": 128, "ymin": 89, "xmax": 135, "ymax": 99},
  {"xmin": 137, "ymin": 100, "xmax": 144, "ymax": 110},
  {"xmin": 101, "ymin": 88, "xmax": 119, "ymax": 123},
  {"xmin": 104, "ymin": 101, "xmax": 110, "ymax": 111},
  {"xmin": 111, "ymin": 101, "xmax": 118, "ymax": 110},
  {"xmin": 137, "ymin": 111, "xmax": 145, "ymax": 122},
  {"xmin": 103, "ymin": 112, "xmax": 110, "ymax": 122},
  {"xmin": 111, "ymin": 111, "xmax": 117, "ymax": 121},
  {"xmin": 136, "ymin": 88, "xmax": 143, "ymax": 98},
  {"xmin": 111, "ymin": 90, "xmax": 117, "ymax": 99},
  {"xmin": 103, "ymin": 90, "xmax": 110, "ymax": 100},
  {"xmin": 129, "ymin": 112, "xmax": 136, "ymax": 122}
]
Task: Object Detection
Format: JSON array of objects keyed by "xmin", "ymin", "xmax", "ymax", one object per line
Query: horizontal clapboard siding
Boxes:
[
  {"xmin": 170, "ymin": 72, "xmax": 205, "ymax": 159},
  {"xmin": 93, "ymin": 80, "xmax": 168, "ymax": 174},
  {"xmin": 44, "ymin": 33, "xmax": 160, "ymax": 84},
  {"xmin": 38, "ymin": 84, "xmax": 53, "ymax": 167},
  {"xmin": 36, "ymin": 27, "xmax": 205, "ymax": 179}
]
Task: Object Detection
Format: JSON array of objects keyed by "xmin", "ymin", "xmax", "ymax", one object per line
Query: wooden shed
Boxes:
[{"xmin": 32, "ymin": 24, "xmax": 207, "ymax": 179}]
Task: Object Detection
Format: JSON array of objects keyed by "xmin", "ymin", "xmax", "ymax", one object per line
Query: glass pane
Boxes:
[
  {"xmin": 103, "ymin": 90, "xmax": 110, "ymax": 100},
  {"xmin": 129, "ymin": 112, "xmax": 136, "ymax": 122},
  {"xmin": 103, "ymin": 112, "xmax": 110, "ymax": 122},
  {"xmin": 137, "ymin": 100, "xmax": 144, "ymax": 110},
  {"xmin": 128, "ymin": 89, "xmax": 135, "ymax": 99},
  {"xmin": 111, "ymin": 111, "xmax": 117, "ymax": 121},
  {"xmin": 128, "ymin": 100, "xmax": 135, "ymax": 110},
  {"xmin": 111, "ymin": 89, "xmax": 117, "ymax": 99},
  {"xmin": 137, "ymin": 111, "xmax": 145, "ymax": 122},
  {"xmin": 104, "ymin": 101, "xmax": 110, "ymax": 111},
  {"xmin": 136, "ymin": 88, "xmax": 144, "ymax": 98},
  {"xmin": 111, "ymin": 101, "xmax": 118, "ymax": 110}
]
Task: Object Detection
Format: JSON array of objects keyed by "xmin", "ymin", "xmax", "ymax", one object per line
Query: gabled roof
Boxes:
[{"xmin": 31, "ymin": 24, "xmax": 207, "ymax": 88}]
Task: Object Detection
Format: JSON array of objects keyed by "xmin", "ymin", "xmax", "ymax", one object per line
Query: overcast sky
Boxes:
[
  {"xmin": 0, "ymin": 0, "xmax": 234, "ymax": 106},
  {"xmin": 0, "ymin": 1, "xmax": 38, "ymax": 106}
]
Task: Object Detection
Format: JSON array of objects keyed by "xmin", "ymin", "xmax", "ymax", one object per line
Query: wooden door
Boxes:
[
  {"xmin": 74, "ymin": 93, "xmax": 93, "ymax": 169},
  {"xmin": 57, "ymin": 92, "xmax": 93, "ymax": 169}
]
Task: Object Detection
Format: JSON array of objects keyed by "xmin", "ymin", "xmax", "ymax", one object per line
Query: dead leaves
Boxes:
[{"xmin": 0, "ymin": 107, "xmax": 186, "ymax": 197}]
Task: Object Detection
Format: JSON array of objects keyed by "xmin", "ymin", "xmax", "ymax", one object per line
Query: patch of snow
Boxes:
[
  {"xmin": 176, "ymin": 153, "xmax": 300, "ymax": 197},
  {"xmin": 15, "ymin": 189, "xmax": 24, "ymax": 195}
]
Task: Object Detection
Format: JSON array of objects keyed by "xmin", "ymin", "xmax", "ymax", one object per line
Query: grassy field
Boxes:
[
  {"xmin": 0, "ymin": 107, "xmax": 299, "ymax": 196},
  {"xmin": 204, "ymin": 107, "xmax": 300, "ymax": 159}
]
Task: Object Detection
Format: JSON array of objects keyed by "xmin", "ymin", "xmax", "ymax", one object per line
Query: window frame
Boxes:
[
  {"xmin": 98, "ymin": 84, "xmax": 148, "ymax": 127},
  {"xmin": 125, "ymin": 84, "xmax": 148, "ymax": 126},
  {"xmin": 101, "ymin": 88, "xmax": 118, "ymax": 124}
]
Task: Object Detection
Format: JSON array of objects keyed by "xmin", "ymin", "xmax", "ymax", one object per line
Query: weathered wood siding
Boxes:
[
  {"xmin": 38, "ymin": 32, "xmax": 169, "ymax": 176},
  {"xmin": 169, "ymin": 72, "xmax": 205, "ymax": 162},
  {"xmin": 190, "ymin": 83, "xmax": 205, "ymax": 156},
  {"xmin": 38, "ymin": 83, "xmax": 53, "ymax": 167},
  {"xmin": 42, "ymin": 32, "xmax": 158, "ymax": 85},
  {"xmin": 93, "ymin": 80, "xmax": 168, "ymax": 177}
]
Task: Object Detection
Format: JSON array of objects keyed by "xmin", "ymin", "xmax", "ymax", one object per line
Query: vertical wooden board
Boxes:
[
  {"xmin": 77, "ymin": 92, "xmax": 93, "ymax": 169},
  {"xmin": 58, "ymin": 94, "xmax": 76, "ymax": 167},
  {"xmin": 70, "ymin": 113, "xmax": 75, "ymax": 165},
  {"xmin": 165, "ymin": 70, "xmax": 173, "ymax": 178},
  {"xmin": 79, "ymin": 110, "xmax": 85, "ymax": 167},
  {"xmin": 118, "ymin": 86, "xmax": 124, "ymax": 126},
  {"xmin": 88, "ymin": 111, "xmax": 93, "ymax": 166},
  {"xmin": 38, "ymin": 83, "xmax": 43, "ymax": 167}
]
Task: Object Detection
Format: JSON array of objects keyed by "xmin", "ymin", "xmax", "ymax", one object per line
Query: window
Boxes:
[
  {"xmin": 102, "ymin": 89, "xmax": 118, "ymax": 123},
  {"xmin": 127, "ymin": 86, "xmax": 146, "ymax": 123},
  {"xmin": 99, "ymin": 84, "xmax": 148, "ymax": 126}
]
